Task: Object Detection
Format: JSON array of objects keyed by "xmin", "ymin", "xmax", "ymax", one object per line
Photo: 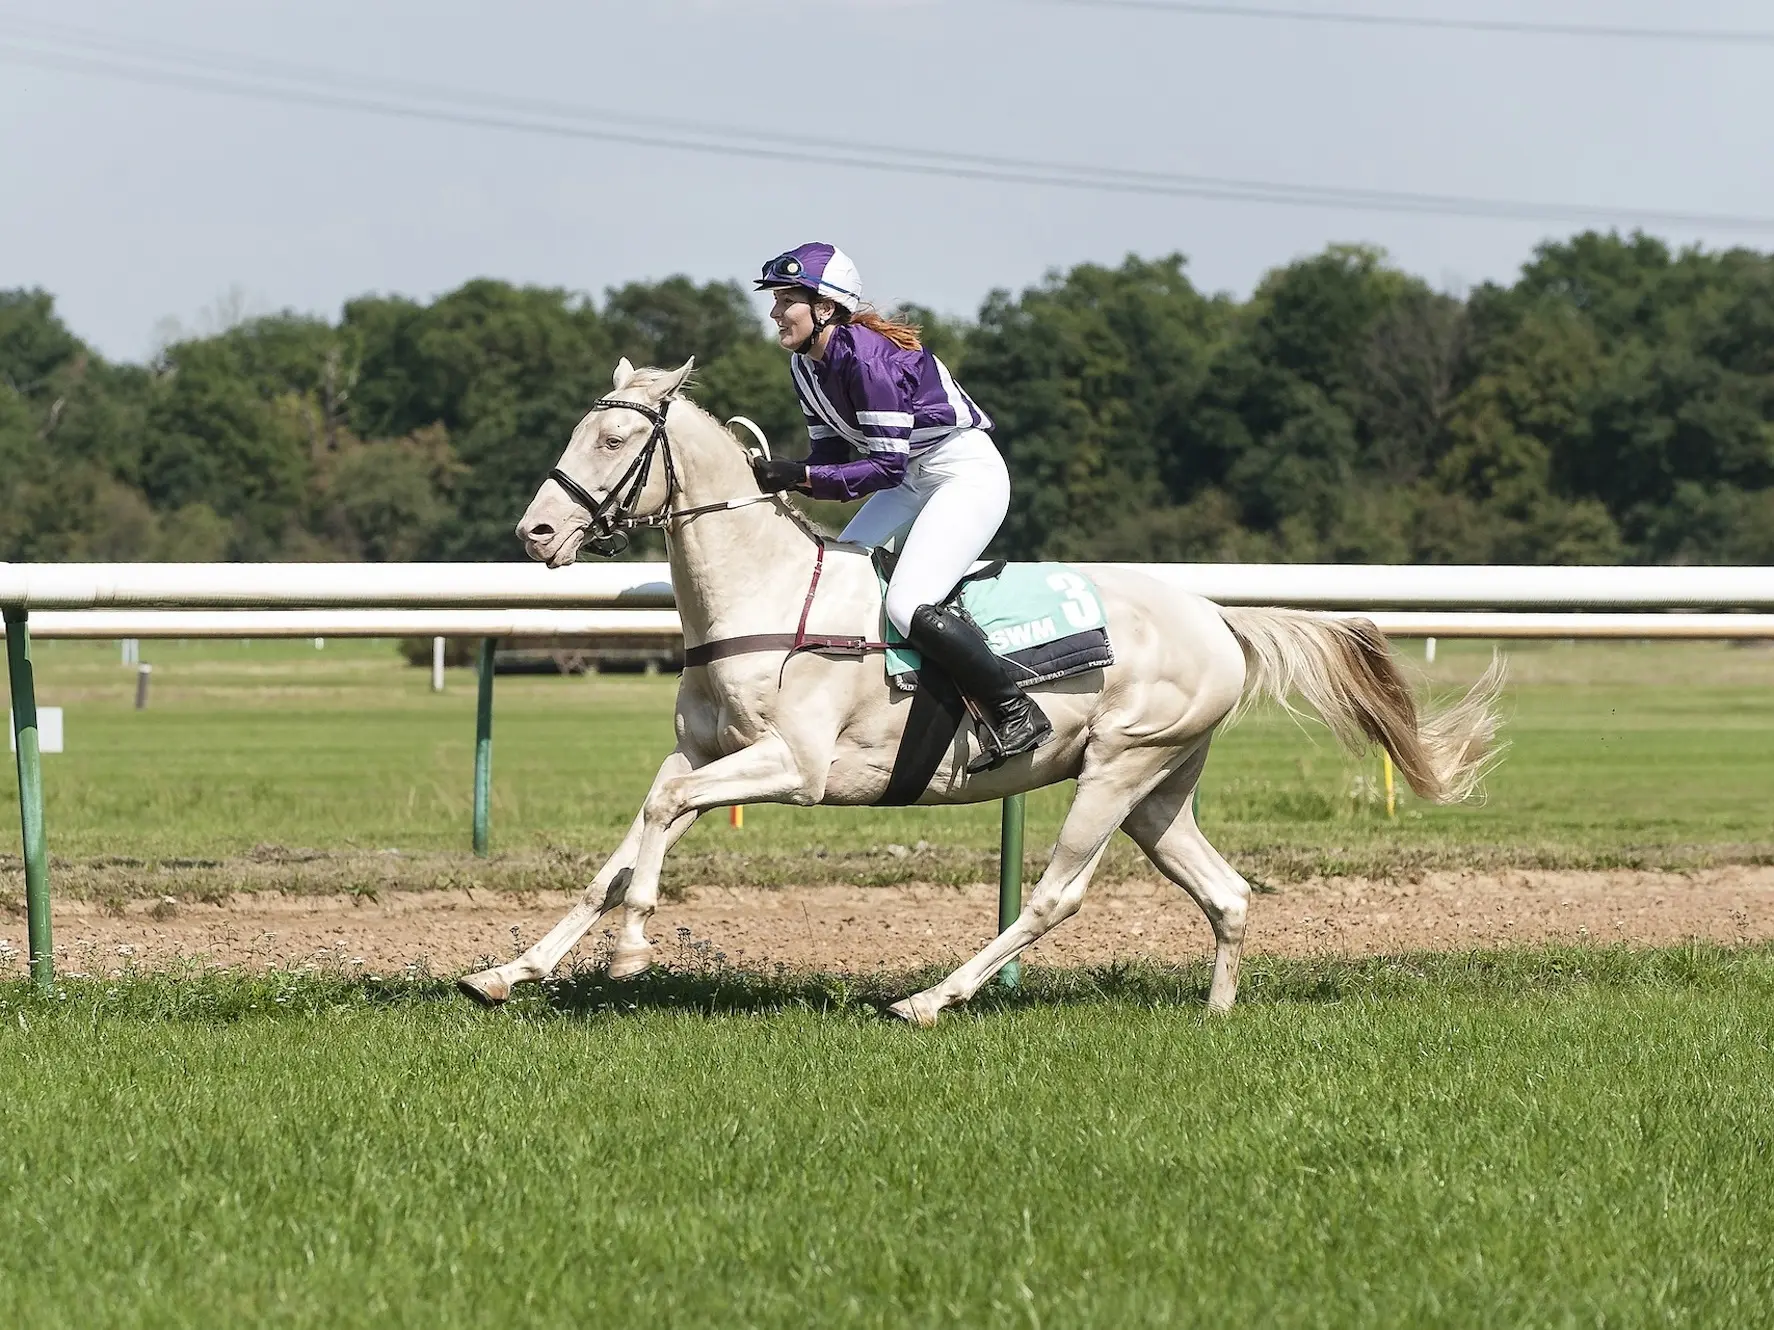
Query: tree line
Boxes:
[{"xmin": 3, "ymin": 230, "xmax": 1771, "ymax": 567}]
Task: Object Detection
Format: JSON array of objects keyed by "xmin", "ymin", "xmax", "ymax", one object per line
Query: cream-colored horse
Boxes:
[{"xmin": 459, "ymin": 358, "xmax": 1504, "ymax": 1024}]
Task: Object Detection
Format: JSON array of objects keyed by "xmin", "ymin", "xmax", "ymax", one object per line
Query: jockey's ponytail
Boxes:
[{"xmin": 843, "ymin": 307, "xmax": 923, "ymax": 351}]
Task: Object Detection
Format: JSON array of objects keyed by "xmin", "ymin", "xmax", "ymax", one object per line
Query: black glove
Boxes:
[{"xmin": 751, "ymin": 456, "xmax": 808, "ymax": 493}]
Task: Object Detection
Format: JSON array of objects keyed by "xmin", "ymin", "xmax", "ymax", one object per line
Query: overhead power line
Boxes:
[
  {"xmin": 4, "ymin": 24, "xmax": 1774, "ymax": 234},
  {"xmin": 1030, "ymin": 0, "xmax": 1774, "ymax": 46}
]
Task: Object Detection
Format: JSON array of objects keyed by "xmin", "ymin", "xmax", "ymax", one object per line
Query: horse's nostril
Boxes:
[{"xmin": 529, "ymin": 522, "xmax": 555, "ymax": 541}]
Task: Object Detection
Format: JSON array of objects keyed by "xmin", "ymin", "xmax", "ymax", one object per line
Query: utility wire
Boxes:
[
  {"xmin": 1028, "ymin": 0, "xmax": 1774, "ymax": 46},
  {"xmin": 6, "ymin": 27, "xmax": 1774, "ymax": 233},
  {"xmin": 1, "ymin": 19, "xmax": 1625, "ymax": 207}
]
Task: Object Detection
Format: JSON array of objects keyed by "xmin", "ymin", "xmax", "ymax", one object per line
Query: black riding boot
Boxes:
[{"xmin": 906, "ymin": 603, "xmax": 1054, "ymax": 773}]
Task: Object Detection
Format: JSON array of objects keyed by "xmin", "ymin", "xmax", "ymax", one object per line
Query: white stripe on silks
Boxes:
[
  {"xmin": 791, "ymin": 356, "xmax": 869, "ymax": 447},
  {"xmin": 963, "ymin": 390, "xmax": 993, "ymax": 432},
  {"xmin": 856, "ymin": 410, "xmax": 914, "ymax": 428},
  {"xmin": 858, "ymin": 436, "xmax": 911, "ymax": 454},
  {"xmin": 933, "ymin": 357, "xmax": 975, "ymax": 430},
  {"xmin": 807, "ymin": 425, "xmax": 837, "ymax": 440},
  {"xmin": 910, "ymin": 424, "xmax": 957, "ymax": 442}
]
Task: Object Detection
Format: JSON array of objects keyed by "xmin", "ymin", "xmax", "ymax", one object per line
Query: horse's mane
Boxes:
[{"xmin": 625, "ymin": 366, "xmax": 828, "ymax": 545}]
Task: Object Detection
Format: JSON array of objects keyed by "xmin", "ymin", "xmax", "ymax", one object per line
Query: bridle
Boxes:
[
  {"xmin": 546, "ymin": 395, "xmax": 771, "ymax": 558},
  {"xmin": 539, "ymin": 392, "xmax": 891, "ymax": 671}
]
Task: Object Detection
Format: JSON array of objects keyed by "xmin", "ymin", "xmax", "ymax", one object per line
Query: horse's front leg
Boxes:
[
  {"xmin": 459, "ymin": 750, "xmax": 702, "ymax": 1003},
  {"xmin": 610, "ymin": 733, "xmax": 816, "ymax": 979}
]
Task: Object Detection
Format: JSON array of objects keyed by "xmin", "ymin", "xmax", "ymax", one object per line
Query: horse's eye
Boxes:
[{"xmin": 602, "ymin": 435, "xmax": 623, "ymax": 449}]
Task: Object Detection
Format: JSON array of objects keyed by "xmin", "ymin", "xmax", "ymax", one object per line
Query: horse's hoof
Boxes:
[
  {"xmin": 887, "ymin": 994, "xmax": 942, "ymax": 1028},
  {"xmin": 608, "ymin": 943, "xmax": 653, "ymax": 980},
  {"xmin": 457, "ymin": 970, "xmax": 512, "ymax": 1005}
]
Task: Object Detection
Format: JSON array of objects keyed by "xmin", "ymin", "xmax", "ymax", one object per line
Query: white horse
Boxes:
[{"xmin": 459, "ymin": 358, "xmax": 1504, "ymax": 1024}]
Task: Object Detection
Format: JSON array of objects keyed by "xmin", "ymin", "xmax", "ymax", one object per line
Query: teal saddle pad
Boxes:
[{"xmin": 876, "ymin": 557, "xmax": 1115, "ymax": 692}]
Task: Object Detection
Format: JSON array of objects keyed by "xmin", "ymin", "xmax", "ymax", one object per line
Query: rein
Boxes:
[{"xmin": 543, "ymin": 396, "xmax": 889, "ymax": 672}]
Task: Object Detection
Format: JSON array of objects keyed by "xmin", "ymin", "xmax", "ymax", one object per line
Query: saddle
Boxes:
[{"xmin": 874, "ymin": 550, "xmax": 1113, "ymax": 804}]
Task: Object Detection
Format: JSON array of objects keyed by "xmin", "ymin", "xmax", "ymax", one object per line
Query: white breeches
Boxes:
[{"xmin": 838, "ymin": 429, "xmax": 1011, "ymax": 636}]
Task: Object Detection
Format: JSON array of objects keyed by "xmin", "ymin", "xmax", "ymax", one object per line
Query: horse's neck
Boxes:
[{"xmin": 664, "ymin": 411, "xmax": 821, "ymax": 640}]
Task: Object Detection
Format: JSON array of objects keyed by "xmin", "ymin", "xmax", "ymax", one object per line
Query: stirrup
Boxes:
[{"xmin": 965, "ymin": 703, "xmax": 1054, "ymax": 774}]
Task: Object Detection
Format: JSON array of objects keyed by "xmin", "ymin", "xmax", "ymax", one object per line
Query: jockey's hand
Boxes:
[{"xmin": 751, "ymin": 457, "xmax": 808, "ymax": 493}]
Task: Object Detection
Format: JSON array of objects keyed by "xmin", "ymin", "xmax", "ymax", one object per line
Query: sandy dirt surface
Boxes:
[{"xmin": 7, "ymin": 866, "xmax": 1774, "ymax": 979}]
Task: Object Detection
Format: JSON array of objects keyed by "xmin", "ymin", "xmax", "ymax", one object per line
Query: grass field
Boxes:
[
  {"xmin": 3, "ymin": 636, "xmax": 1772, "ymax": 902},
  {"xmin": 4, "ymin": 640, "xmax": 1773, "ymax": 1323},
  {"xmin": 2, "ymin": 946, "xmax": 1771, "ymax": 1325}
]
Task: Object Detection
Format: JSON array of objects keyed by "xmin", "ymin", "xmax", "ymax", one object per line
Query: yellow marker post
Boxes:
[
  {"xmin": 1383, "ymin": 752, "xmax": 1396, "ymax": 819},
  {"xmin": 729, "ymin": 805, "xmax": 743, "ymax": 829}
]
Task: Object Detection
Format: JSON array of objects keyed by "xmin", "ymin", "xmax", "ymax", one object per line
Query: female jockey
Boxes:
[{"xmin": 749, "ymin": 242, "xmax": 1052, "ymax": 772}]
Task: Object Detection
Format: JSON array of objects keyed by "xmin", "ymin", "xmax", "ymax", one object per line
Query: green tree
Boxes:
[
  {"xmin": 139, "ymin": 339, "xmax": 312, "ymax": 556},
  {"xmin": 603, "ymin": 277, "xmax": 755, "ymax": 368},
  {"xmin": 0, "ymin": 289, "xmax": 81, "ymax": 396},
  {"xmin": 965, "ymin": 254, "xmax": 1226, "ymax": 558}
]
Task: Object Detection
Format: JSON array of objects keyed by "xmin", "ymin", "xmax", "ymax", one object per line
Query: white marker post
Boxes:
[
  {"xmin": 1425, "ymin": 636, "xmax": 1437, "ymax": 663},
  {"xmin": 432, "ymin": 636, "xmax": 446, "ymax": 693},
  {"xmin": 9, "ymin": 707, "xmax": 61, "ymax": 754}
]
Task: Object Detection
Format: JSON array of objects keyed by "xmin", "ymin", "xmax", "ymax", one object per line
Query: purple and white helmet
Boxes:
[{"xmin": 754, "ymin": 243, "xmax": 865, "ymax": 312}]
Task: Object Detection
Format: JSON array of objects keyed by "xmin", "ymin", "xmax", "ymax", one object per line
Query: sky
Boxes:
[{"xmin": 4, "ymin": 0, "xmax": 1773, "ymax": 363}]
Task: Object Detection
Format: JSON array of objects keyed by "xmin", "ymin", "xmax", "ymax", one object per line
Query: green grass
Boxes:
[
  {"xmin": 4, "ymin": 637, "xmax": 1774, "ymax": 900},
  {"xmin": 6, "ymin": 644, "xmax": 1771, "ymax": 1323},
  {"xmin": 2, "ymin": 946, "xmax": 1771, "ymax": 1326}
]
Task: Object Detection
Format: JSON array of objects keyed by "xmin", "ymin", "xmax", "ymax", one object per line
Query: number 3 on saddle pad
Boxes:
[{"xmin": 878, "ymin": 560, "xmax": 1115, "ymax": 693}]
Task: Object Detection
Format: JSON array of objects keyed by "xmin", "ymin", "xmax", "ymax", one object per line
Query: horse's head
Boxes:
[{"xmin": 517, "ymin": 356, "xmax": 695, "ymax": 566}]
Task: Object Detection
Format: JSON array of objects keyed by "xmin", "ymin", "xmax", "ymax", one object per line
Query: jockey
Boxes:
[{"xmin": 750, "ymin": 242, "xmax": 1052, "ymax": 772}]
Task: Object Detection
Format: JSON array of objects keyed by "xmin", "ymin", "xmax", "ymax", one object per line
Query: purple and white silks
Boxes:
[{"xmin": 790, "ymin": 324, "xmax": 994, "ymax": 503}]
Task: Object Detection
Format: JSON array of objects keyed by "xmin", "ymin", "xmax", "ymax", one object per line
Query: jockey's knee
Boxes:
[{"xmin": 883, "ymin": 586, "xmax": 924, "ymax": 638}]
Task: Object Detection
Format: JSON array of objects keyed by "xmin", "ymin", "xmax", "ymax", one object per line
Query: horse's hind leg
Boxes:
[
  {"xmin": 1120, "ymin": 740, "xmax": 1250, "ymax": 1012},
  {"xmin": 890, "ymin": 754, "xmax": 1174, "ymax": 1027}
]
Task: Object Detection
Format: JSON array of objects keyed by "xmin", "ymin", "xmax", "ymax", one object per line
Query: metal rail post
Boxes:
[
  {"xmin": 997, "ymin": 793, "xmax": 1026, "ymax": 990},
  {"xmin": 5, "ymin": 609, "xmax": 52, "ymax": 989},
  {"xmin": 473, "ymin": 638, "xmax": 496, "ymax": 856}
]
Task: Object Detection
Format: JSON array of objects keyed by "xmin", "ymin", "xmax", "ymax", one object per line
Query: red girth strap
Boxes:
[{"xmin": 680, "ymin": 538, "xmax": 893, "ymax": 670}]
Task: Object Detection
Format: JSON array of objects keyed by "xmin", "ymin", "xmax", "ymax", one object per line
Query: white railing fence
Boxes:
[
  {"xmin": 7, "ymin": 561, "xmax": 1774, "ymax": 610},
  {"xmin": 5, "ymin": 561, "xmax": 1773, "ymax": 990}
]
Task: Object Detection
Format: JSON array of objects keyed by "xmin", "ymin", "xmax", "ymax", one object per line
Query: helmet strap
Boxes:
[{"xmin": 794, "ymin": 297, "xmax": 838, "ymax": 357}]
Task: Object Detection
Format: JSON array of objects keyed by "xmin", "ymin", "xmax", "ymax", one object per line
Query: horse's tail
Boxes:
[{"xmin": 1218, "ymin": 608, "xmax": 1506, "ymax": 804}]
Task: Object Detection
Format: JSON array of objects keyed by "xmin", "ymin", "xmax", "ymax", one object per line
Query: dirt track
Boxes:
[{"xmin": 9, "ymin": 866, "xmax": 1774, "ymax": 979}]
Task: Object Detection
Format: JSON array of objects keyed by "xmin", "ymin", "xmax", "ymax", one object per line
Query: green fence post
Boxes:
[
  {"xmin": 998, "ymin": 793, "xmax": 1026, "ymax": 991},
  {"xmin": 473, "ymin": 638, "xmax": 496, "ymax": 857},
  {"xmin": 5, "ymin": 608, "xmax": 51, "ymax": 990}
]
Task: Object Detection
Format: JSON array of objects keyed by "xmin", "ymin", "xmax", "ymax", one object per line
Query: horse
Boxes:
[{"xmin": 458, "ymin": 357, "xmax": 1505, "ymax": 1024}]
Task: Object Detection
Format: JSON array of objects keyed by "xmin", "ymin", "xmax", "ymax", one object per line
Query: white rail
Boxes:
[
  {"xmin": 1116, "ymin": 563, "xmax": 1774, "ymax": 610},
  {"xmin": 22, "ymin": 609, "xmax": 1774, "ymax": 641},
  {"xmin": 4, "ymin": 562, "xmax": 1774, "ymax": 611},
  {"xmin": 1363, "ymin": 612, "xmax": 1774, "ymax": 639},
  {"xmin": 0, "ymin": 562, "xmax": 674, "ymax": 610},
  {"xmin": 28, "ymin": 610, "xmax": 684, "ymax": 639}
]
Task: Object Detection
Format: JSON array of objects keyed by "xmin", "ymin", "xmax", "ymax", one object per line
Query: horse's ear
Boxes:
[
  {"xmin": 611, "ymin": 357, "xmax": 636, "ymax": 391},
  {"xmin": 655, "ymin": 357, "xmax": 695, "ymax": 400}
]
